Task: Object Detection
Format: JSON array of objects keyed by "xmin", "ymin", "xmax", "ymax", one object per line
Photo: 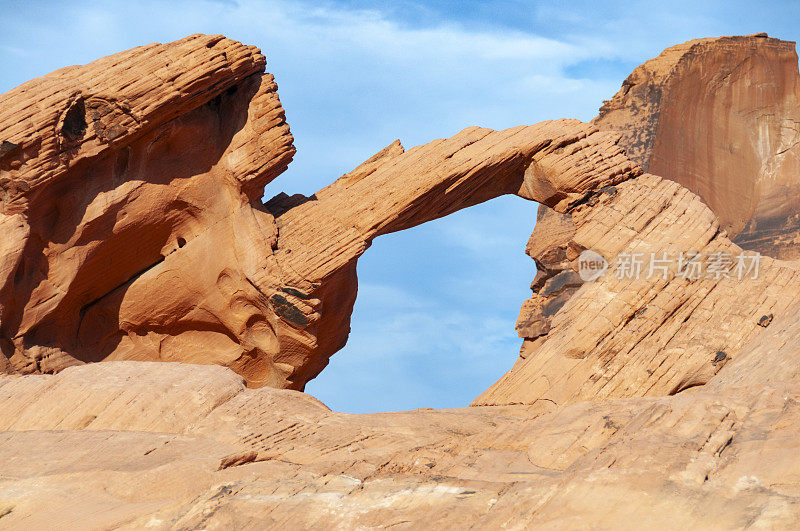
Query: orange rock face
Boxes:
[
  {"xmin": 0, "ymin": 35, "xmax": 638, "ymax": 388},
  {"xmin": 594, "ymin": 34, "xmax": 800, "ymax": 260},
  {"xmin": 490, "ymin": 34, "xmax": 800, "ymax": 407},
  {"xmin": 0, "ymin": 35, "xmax": 295, "ymax": 385}
]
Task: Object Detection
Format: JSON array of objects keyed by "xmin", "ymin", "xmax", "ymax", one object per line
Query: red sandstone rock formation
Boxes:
[
  {"xmin": 0, "ymin": 35, "xmax": 295, "ymax": 384},
  {"xmin": 0, "ymin": 35, "xmax": 638, "ymax": 387},
  {"xmin": 594, "ymin": 33, "xmax": 800, "ymax": 260},
  {"xmin": 490, "ymin": 34, "xmax": 800, "ymax": 407}
]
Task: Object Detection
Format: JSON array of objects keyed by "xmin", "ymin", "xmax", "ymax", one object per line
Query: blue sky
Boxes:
[{"xmin": 2, "ymin": 0, "xmax": 798, "ymax": 412}]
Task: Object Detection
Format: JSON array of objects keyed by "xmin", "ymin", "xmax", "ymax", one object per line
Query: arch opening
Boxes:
[{"xmin": 305, "ymin": 196, "xmax": 539, "ymax": 413}]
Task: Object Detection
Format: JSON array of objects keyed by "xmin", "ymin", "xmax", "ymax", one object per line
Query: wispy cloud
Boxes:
[
  {"xmin": 1, "ymin": 0, "xmax": 625, "ymax": 191},
  {"xmin": 0, "ymin": 44, "xmax": 27, "ymax": 57}
]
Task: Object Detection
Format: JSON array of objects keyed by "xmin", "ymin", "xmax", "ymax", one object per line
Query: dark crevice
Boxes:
[
  {"xmin": 280, "ymin": 286, "xmax": 311, "ymax": 300},
  {"xmin": 62, "ymin": 98, "xmax": 87, "ymax": 142},
  {"xmin": 264, "ymin": 192, "xmax": 318, "ymax": 218},
  {"xmin": 668, "ymin": 380, "xmax": 707, "ymax": 396},
  {"xmin": 0, "ymin": 140, "xmax": 18, "ymax": 158}
]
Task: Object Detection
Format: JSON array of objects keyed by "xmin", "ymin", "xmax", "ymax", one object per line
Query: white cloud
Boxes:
[{"xmin": 3, "ymin": 0, "xmax": 627, "ymax": 185}]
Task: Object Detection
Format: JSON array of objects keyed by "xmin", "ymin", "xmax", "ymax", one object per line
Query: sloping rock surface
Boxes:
[
  {"xmin": 0, "ymin": 361, "xmax": 798, "ymax": 529},
  {"xmin": 489, "ymin": 34, "xmax": 800, "ymax": 406},
  {"xmin": 476, "ymin": 171, "xmax": 800, "ymax": 406}
]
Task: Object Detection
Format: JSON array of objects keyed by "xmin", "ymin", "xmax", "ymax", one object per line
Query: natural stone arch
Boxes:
[{"xmin": 0, "ymin": 34, "xmax": 640, "ymax": 387}]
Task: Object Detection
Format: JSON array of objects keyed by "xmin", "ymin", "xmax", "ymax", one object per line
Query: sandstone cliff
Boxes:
[
  {"xmin": 594, "ymin": 33, "xmax": 800, "ymax": 259},
  {"xmin": 491, "ymin": 34, "xmax": 800, "ymax": 406}
]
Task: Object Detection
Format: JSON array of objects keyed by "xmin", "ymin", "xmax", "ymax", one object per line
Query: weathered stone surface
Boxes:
[
  {"xmin": 0, "ymin": 36, "xmax": 639, "ymax": 388},
  {"xmin": 0, "ymin": 361, "xmax": 798, "ymax": 528},
  {"xmin": 594, "ymin": 33, "xmax": 800, "ymax": 260},
  {"xmin": 490, "ymin": 34, "xmax": 800, "ymax": 407},
  {"xmin": 0, "ymin": 34, "xmax": 296, "ymax": 387},
  {"xmin": 475, "ymin": 170, "xmax": 800, "ymax": 407}
]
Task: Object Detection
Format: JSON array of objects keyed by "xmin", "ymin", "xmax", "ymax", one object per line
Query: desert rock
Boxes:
[
  {"xmin": 0, "ymin": 361, "xmax": 798, "ymax": 528},
  {"xmin": 0, "ymin": 34, "xmax": 295, "ymax": 385},
  {"xmin": 0, "ymin": 35, "xmax": 638, "ymax": 388},
  {"xmin": 594, "ymin": 34, "xmax": 800, "ymax": 259},
  {"xmin": 492, "ymin": 34, "xmax": 800, "ymax": 406},
  {"xmin": 475, "ymin": 170, "xmax": 800, "ymax": 406}
]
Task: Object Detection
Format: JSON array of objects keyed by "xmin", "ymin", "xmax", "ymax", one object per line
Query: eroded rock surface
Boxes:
[
  {"xmin": 0, "ymin": 34, "xmax": 295, "ymax": 386},
  {"xmin": 492, "ymin": 34, "xmax": 800, "ymax": 407},
  {"xmin": 0, "ymin": 35, "xmax": 639, "ymax": 388},
  {"xmin": 0, "ymin": 361, "xmax": 798, "ymax": 528}
]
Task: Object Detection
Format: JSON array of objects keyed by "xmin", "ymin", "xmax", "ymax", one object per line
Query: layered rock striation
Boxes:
[
  {"xmin": 493, "ymin": 34, "xmax": 800, "ymax": 406},
  {"xmin": 476, "ymin": 170, "xmax": 800, "ymax": 407}
]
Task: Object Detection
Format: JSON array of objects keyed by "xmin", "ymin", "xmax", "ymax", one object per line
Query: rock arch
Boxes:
[{"xmin": 0, "ymin": 34, "xmax": 639, "ymax": 387}]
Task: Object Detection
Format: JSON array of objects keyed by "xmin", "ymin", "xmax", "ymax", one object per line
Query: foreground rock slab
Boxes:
[{"xmin": 0, "ymin": 361, "xmax": 798, "ymax": 529}]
